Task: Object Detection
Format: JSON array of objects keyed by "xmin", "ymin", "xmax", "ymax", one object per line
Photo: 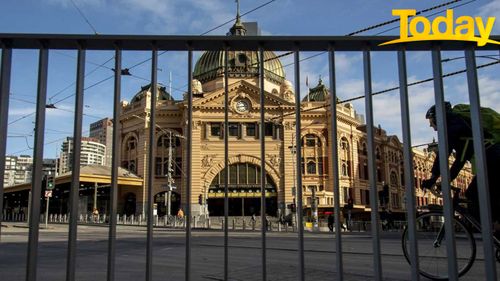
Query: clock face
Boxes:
[{"xmin": 235, "ymin": 100, "xmax": 249, "ymax": 113}]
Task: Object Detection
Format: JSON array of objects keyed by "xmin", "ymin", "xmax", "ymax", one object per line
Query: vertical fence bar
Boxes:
[
  {"xmin": 258, "ymin": 46, "xmax": 267, "ymax": 281},
  {"xmin": 223, "ymin": 45, "xmax": 229, "ymax": 281},
  {"xmin": 293, "ymin": 48, "xmax": 305, "ymax": 281},
  {"xmin": 66, "ymin": 45, "xmax": 85, "ymax": 281},
  {"xmin": 328, "ymin": 45, "xmax": 344, "ymax": 281},
  {"xmin": 464, "ymin": 48, "xmax": 497, "ymax": 280},
  {"xmin": 362, "ymin": 47, "xmax": 383, "ymax": 281},
  {"xmin": 146, "ymin": 45, "xmax": 158, "ymax": 281},
  {"xmin": 185, "ymin": 46, "xmax": 193, "ymax": 281},
  {"xmin": 431, "ymin": 46, "xmax": 458, "ymax": 281},
  {"xmin": 26, "ymin": 45, "xmax": 49, "ymax": 281},
  {"xmin": 0, "ymin": 43, "xmax": 12, "ymax": 240},
  {"xmin": 107, "ymin": 45, "xmax": 122, "ymax": 281},
  {"xmin": 397, "ymin": 48, "xmax": 420, "ymax": 281}
]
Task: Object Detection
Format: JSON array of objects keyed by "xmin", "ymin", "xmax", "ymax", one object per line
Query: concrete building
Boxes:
[
  {"xmin": 89, "ymin": 118, "xmax": 113, "ymax": 166},
  {"xmin": 3, "ymin": 155, "xmax": 32, "ymax": 187},
  {"xmin": 59, "ymin": 137, "xmax": 106, "ymax": 174}
]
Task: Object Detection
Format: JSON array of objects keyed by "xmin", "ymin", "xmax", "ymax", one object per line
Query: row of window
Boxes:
[{"xmin": 208, "ymin": 122, "xmax": 282, "ymax": 140}]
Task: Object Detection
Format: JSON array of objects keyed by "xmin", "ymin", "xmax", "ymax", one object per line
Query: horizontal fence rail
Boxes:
[
  {"xmin": 0, "ymin": 34, "xmax": 498, "ymax": 281},
  {"xmin": 1, "ymin": 34, "xmax": 500, "ymax": 51}
]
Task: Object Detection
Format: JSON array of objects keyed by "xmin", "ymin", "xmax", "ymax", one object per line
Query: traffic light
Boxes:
[{"xmin": 46, "ymin": 175, "xmax": 54, "ymax": 190}]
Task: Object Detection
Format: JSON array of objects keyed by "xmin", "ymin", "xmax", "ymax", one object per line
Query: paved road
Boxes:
[{"xmin": 0, "ymin": 223, "xmax": 497, "ymax": 280}]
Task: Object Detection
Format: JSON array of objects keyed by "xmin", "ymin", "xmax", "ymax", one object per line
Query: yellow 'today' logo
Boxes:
[{"xmin": 380, "ymin": 9, "xmax": 500, "ymax": 46}]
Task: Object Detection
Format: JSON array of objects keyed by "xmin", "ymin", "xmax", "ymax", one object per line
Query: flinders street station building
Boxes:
[
  {"xmin": 2, "ymin": 19, "xmax": 473, "ymax": 221},
  {"xmin": 115, "ymin": 21, "xmax": 473, "ymax": 220}
]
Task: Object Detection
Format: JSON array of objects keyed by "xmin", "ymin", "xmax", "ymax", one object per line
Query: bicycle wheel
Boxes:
[{"xmin": 402, "ymin": 212, "xmax": 476, "ymax": 280}]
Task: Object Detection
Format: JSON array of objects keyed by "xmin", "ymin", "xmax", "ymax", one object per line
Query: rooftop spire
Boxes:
[
  {"xmin": 236, "ymin": 0, "xmax": 241, "ymax": 23},
  {"xmin": 229, "ymin": 0, "xmax": 246, "ymax": 36}
]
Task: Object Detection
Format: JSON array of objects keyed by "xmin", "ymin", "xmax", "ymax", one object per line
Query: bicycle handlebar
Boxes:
[{"xmin": 425, "ymin": 182, "xmax": 461, "ymax": 198}]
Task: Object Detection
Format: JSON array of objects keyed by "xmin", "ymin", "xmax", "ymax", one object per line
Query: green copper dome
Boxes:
[
  {"xmin": 130, "ymin": 84, "xmax": 174, "ymax": 103},
  {"xmin": 303, "ymin": 78, "xmax": 329, "ymax": 102},
  {"xmin": 193, "ymin": 50, "xmax": 286, "ymax": 85}
]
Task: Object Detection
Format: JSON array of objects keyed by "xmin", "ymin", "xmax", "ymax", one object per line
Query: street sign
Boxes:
[{"xmin": 45, "ymin": 190, "xmax": 52, "ymax": 198}]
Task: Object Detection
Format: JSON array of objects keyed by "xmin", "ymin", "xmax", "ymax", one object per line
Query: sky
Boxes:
[{"xmin": 1, "ymin": 0, "xmax": 499, "ymax": 158}]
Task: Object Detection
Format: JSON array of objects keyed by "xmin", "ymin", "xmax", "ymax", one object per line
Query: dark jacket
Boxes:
[{"xmin": 430, "ymin": 112, "xmax": 474, "ymax": 181}]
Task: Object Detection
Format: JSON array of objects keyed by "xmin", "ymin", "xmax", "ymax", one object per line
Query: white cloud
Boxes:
[
  {"xmin": 8, "ymin": 107, "xmax": 36, "ymax": 116},
  {"xmin": 45, "ymin": 0, "xmax": 105, "ymax": 8},
  {"xmin": 453, "ymin": 75, "xmax": 500, "ymax": 112},
  {"xmin": 336, "ymin": 76, "xmax": 438, "ymax": 146},
  {"xmin": 478, "ymin": 0, "xmax": 500, "ymax": 32}
]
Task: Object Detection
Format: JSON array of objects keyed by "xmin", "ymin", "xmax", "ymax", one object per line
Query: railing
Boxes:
[{"xmin": 1, "ymin": 34, "xmax": 499, "ymax": 281}]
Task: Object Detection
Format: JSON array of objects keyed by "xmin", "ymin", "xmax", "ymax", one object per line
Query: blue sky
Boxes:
[{"xmin": 1, "ymin": 0, "xmax": 500, "ymax": 158}]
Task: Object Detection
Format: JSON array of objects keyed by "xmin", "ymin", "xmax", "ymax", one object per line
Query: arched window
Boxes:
[
  {"xmin": 304, "ymin": 134, "xmax": 321, "ymax": 147},
  {"xmin": 340, "ymin": 137, "xmax": 349, "ymax": 151},
  {"xmin": 156, "ymin": 132, "xmax": 182, "ymax": 176},
  {"xmin": 307, "ymin": 159, "xmax": 317, "ymax": 174},
  {"xmin": 209, "ymin": 163, "xmax": 276, "ymax": 190},
  {"xmin": 341, "ymin": 162, "xmax": 348, "ymax": 176},
  {"xmin": 126, "ymin": 136, "xmax": 137, "ymax": 151},
  {"xmin": 157, "ymin": 134, "xmax": 180, "ymax": 148},
  {"xmin": 122, "ymin": 135, "xmax": 138, "ymax": 174},
  {"xmin": 390, "ymin": 171, "xmax": 398, "ymax": 186},
  {"xmin": 376, "ymin": 147, "xmax": 381, "ymax": 160},
  {"xmin": 362, "ymin": 142, "xmax": 367, "ymax": 155}
]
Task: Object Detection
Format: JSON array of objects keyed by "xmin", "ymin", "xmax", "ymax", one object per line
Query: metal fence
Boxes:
[{"xmin": 0, "ymin": 34, "xmax": 499, "ymax": 281}]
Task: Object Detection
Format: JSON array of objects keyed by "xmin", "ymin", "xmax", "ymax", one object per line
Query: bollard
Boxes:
[
  {"xmin": 243, "ymin": 219, "xmax": 246, "ymax": 231},
  {"xmin": 221, "ymin": 219, "xmax": 224, "ymax": 230},
  {"xmin": 278, "ymin": 222, "xmax": 281, "ymax": 232},
  {"xmin": 207, "ymin": 218, "xmax": 211, "ymax": 229},
  {"xmin": 285, "ymin": 223, "xmax": 288, "ymax": 232},
  {"xmin": 232, "ymin": 218, "xmax": 235, "ymax": 230}
]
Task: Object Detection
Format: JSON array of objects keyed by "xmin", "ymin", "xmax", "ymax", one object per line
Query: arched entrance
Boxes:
[
  {"xmin": 207, "ymin": 163, "xmax": 277, "ymax": 216},
  {"xmin": 123, "ymin": 192, "xmax": 136, "ymax": 216},
  {"xmin": 154, "ymin": 191, "xmax": 181, "ymax": 217}
]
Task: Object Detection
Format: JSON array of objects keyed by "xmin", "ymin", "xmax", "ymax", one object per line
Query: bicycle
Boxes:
[{"xmin": 401, "ymin": 183, "xmax": 500, "ymax": 280}]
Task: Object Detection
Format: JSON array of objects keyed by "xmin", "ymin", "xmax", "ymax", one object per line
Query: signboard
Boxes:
[{"xmin": 45, "ymin": 190, "xmax": 53, "ymax": 198}]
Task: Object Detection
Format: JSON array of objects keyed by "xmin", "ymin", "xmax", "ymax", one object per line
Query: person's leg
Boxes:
[{"xmin": 465, "ymin": 177, "xmax": 480, "ymax": 222}]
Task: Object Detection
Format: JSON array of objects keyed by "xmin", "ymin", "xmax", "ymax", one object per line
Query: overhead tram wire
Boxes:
[
  {"xmin": 118, "ymin": 0, "xmax": 278, "ymax": 72},
  {"xmin": 49, "ymin": 55, "xmax": 115, "ymax": 101},
  {"xmin": 46, "ymin": 0, "xmax": 278, "ymax": 104},
  {"xmin": 69, "ymin": 0, "xmax": 99, "ymax": 35},
  {"xmin": 5, "ymin": 1, "xmax": 278, "ymax": 154},
  {"xmin": 270, "ymin": 59, "xmax": 500, "ymax": 120},
  {"xmin": 261, "ymin": 0, "xmax": 475, "ymax": 76},
  {"xmin": 240, "ymin": 0, "xmax": 476, "ymax": 74},
  {"xmin": 347, "ymin": 0, "xmax": 465, "ymax": 36},
  {"xmin": 10, "ymin": 129, "xmax": 91, "ymax": 155},
  {"xmin": 8, "ymin": 55, "xmax": 116, "ymax": 126}
]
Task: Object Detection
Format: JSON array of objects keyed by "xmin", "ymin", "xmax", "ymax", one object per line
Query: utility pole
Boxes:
[
  {"xmin": 166, "ymin": 131, "xmax": 174, "ymax": 216},
  {"xmin": 289, "ymin": 135, "xmax": 298, "ymax": 227}
]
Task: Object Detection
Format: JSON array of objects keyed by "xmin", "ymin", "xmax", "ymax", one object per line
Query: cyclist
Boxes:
[{"xmin": 421, "ymin": 102, "xmax": 500, "ymax": 233}]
